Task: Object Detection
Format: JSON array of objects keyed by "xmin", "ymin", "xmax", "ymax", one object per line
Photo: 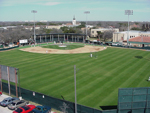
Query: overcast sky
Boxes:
[{"xmin": 0, "ymin": 0, "xmax": 150, "ymax": 22}]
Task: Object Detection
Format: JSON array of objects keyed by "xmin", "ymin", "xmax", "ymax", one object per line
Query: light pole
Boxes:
[
  {"xmin": 74, "ymin": 65, "xmax": 77, "ymax": 113},
  {"xmin": 125, "ymin": 10, "xmax": 133, "ymax": 47},
  {"xmin": 84, "ymin": 11, "xmax": 90, "ymax": 41},
  {"xmin": 141, "ymin": 33, "xmax": 143, "ymax": 47},
  {"xmin": 31, "ymin": 10, "xmax": 37, "ymax": 44}
]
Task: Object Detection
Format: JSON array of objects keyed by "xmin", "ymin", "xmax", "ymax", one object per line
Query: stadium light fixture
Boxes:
[
  {"xmin": 31, "ymin": 10, "xmax": 37, "ymax": 43},
  {"xmin": 125, "ymin": 10, "xmax": 133, "ymax": 46},
  {"xmin": 84, "ymin": 11, "xmax": 90, "ymax": 41}
]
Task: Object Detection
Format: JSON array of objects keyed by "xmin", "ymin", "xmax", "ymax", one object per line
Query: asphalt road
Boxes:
[{"xmin": 0, "ymin": 94, "xmax": 13, "ymax": 113}]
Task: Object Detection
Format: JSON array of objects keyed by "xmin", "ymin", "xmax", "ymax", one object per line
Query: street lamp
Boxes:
[
  {"xmin": 125, "ymin": 10, "xmax": 133, "ymax": 46},
  {"xmin": 31, "ymin": 10, "xmax": 37, "ymax": 44},
  {"xmin": 84, "ymin": 11, "xmax": 90, "ymax": 41}
]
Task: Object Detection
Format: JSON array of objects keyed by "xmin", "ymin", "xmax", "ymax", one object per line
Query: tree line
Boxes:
[
  {"xmin": 0, "ymin": 21, "xmax": 149, "ymax": 44},
  {"xmin": 0, "ymin": 26, "xmax": 87, "ymax": 44}
]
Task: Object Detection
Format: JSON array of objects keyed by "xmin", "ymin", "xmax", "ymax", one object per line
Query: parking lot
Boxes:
[
  {"xmin": 0, "ymin": 94, "xmax": 13, "ymax": 113},
  {"xmin": 0, "ymin": 94, "xmax": 57, "ymax": 113}
]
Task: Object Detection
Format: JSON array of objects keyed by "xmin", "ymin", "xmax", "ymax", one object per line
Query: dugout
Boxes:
[{"xmin": 33, "ymin": 33, "xmax": 86, "ymax": 43}]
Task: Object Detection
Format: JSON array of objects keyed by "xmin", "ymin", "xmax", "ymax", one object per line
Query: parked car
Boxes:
[
  {"xmin": 0, "ymin": 92, "xmax": 2, "ymax": 96},
  {"xmin": 7, "ymin": 99, "xmax": 29, "ymax": 110},
  {"xmin": 13, "ymin": 105, "xmax": 36, "ymax": 113},
  {"xmin": 31, "ymin": 105, "xmax": 51, "ymax": 113},
  {"xmin": 0, "ymin": 97, "xmax": 19, "ymax": 107}
]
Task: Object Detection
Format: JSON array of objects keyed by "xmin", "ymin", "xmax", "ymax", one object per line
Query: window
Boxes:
[
  {"xmin": 22, "ymin": 106, "xmax": 30, "ymax": 110},
  {"xmin": 17, "ymin": 102, "xmax": 22, "ymax": 105},
  {"xmin": 15, "ymin": 108, "xmax": 23, "ymax": 112},
  {"xmin": 12, "ymin": 102, "xmax": 15, "ymax": 105},
  {"xmin": 43, "ymin": 108, "xmax": 47, "ymax": 111},
  {"xmin": 92, "ymin": 31, "xmax": 94, "ymax": 33},
  {"xmin": 35, "ymin": 107, "xmax": 42, "ymax": 111}
]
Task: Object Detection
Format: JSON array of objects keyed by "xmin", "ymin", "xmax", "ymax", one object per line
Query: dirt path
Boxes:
[{"xmin": 20, "ymin": 45, "xmax": 107, "ymax": 54}]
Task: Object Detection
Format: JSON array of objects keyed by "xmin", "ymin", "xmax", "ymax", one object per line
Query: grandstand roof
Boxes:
[{"xmin": 35, "ymin": 33, "xmax": 86, "ymax": 36}]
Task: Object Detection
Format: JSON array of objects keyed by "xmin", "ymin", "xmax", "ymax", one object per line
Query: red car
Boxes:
[
  {"xmin": 13, "ymin": 105, "xmax": 36, "ymax": 113},
  {"xmin": 0, "ymin": 92, "xmax": 2, "ymax": 95}
]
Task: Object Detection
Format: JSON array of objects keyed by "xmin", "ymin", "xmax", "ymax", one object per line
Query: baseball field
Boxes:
[{"xmin": 0, "ymin": 43, "xmax": 150, "ymax": 110}]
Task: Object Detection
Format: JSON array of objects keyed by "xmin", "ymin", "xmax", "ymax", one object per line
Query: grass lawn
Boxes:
[
  {"xmin": 0, "ymin": 45, "xmax": 150, "ymax": 110},
  {"xmin": 42, "ymin": 44, "xmax": 84, "ymax": 50}
]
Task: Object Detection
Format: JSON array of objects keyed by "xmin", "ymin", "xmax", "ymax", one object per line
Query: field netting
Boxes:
[
  {"xmin": 118, "ymin": 87, "xmax": 150, "ymax": 113},
  {"xmin": 1, "ymin": 65, "xmax": 8, "ymax": 81},
  {"xmin": 0, "ymin": 65, "xmax": 18, "ymax": 83}
]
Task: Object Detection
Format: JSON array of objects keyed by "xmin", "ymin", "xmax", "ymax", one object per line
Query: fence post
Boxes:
[
  {"xmin": 7, "ymin": 67, "xmax": 11, "ymax": 96},
  {"xmin": 0, "ymin": 65, "xmax": 2, "ymax": 92},
  {"xmin": 15, "ymin": 69, "xmax": 18, "ymax": 98}
]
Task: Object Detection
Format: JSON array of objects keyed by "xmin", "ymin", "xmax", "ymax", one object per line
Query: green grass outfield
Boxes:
[{"xmin": 0, "ymin": 44, "xmax": 150, "ymax": 110}]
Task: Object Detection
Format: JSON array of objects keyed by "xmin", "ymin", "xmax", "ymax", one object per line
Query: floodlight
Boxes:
[
  {"xmin": 84, "ymin": 11, "xmax": 90, "ymax": 14},
  {"xmin": 125, "ymin": 10, "xmax": 133, "ymax": 15},
  {"xmin": 31, "ymin": 10, "xmax": 37, "ymax": 13}
]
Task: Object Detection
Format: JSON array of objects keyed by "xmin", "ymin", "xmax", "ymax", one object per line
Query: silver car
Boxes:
[
  {"xmin": 0, "ymin": 97, "xmax": 19, "ymax": 107},
  {"xmin": 7, "ymin": 100, "xmax": 29, "ymax": 110}
]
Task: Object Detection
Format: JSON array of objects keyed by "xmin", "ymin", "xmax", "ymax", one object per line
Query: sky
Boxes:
[{"xmin": 0, "ymin": 0, "xmax": 150, "ymax": 22}]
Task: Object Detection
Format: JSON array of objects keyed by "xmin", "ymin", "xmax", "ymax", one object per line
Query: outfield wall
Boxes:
[
  {"xmin": 2, "ymin": 82, "xmax": 150, "ymax": 113},
  {"xmin": 1, "ymin": 82, "xmax": 117, "ymax": 113},
  {"xmin": 0, "ymin": 46, "xmax": 19, "ymax": 51}
]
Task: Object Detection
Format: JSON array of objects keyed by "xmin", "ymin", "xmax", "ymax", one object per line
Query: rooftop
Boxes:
[
  {"xmin": 129, "ymin": 36, "xmax": 150, "ymax": 43},
  {"xmin": 115, "ymin": 30, "xmax": 150, "ymax": 34}
]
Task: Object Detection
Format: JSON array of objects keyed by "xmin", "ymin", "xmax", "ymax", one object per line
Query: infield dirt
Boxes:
[{"xmin": 20, "ymin": 45, "xmax": 106, "ymax": 54}]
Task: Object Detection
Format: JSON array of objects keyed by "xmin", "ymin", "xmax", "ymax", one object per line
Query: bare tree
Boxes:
[
  {"xmin": 102, "ymin": 30, "xmax": 113, "ymax": 42},
  {"xmin": 0, "ymin": 28, "xmax": 32, "ymax": 43},
  {"xmin": 82, "ymin": 29, "xmax": 91, "ymax": 36},
  {"xmin": 50, "ymin": 28, "xmax": 63, "ymax": 33},
  {"xmin": 97, "ymin": 31, "xmax": 103, "ymax": 41},
  {"xmin": 0, "ymin": 32, "xmax": 4, "ymax": 42},
  {"xmin": 60, "ymin": 102, "xmax": 69, "ymax": 113}
]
